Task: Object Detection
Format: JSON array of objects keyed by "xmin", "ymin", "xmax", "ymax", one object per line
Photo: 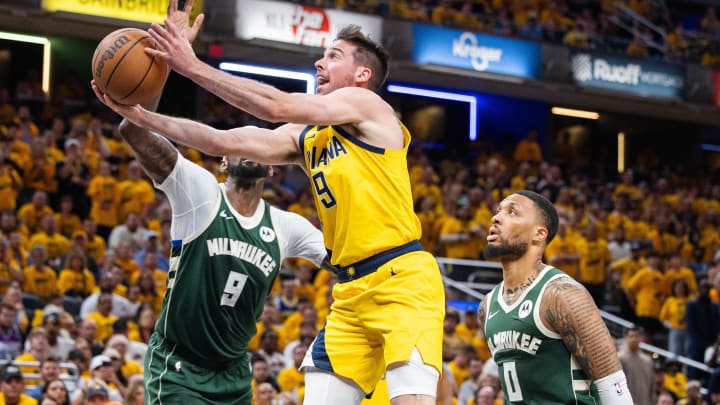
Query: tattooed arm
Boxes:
[
  {"xmin": 541, "ymin": 277, "xmax": 621, "ymax": 380},
  {"xmin": 477, "ymin": 294, "xmax": 488, "ymax": 340}
]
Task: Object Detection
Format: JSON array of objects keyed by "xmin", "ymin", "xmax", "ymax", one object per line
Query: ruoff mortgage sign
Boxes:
[
  {"xmin": 234, "ymin": 0, "xmax": 382, "ymax": 48},
  {"xmin": 570, "ymin": 51, "xmax": 685, "ymax": 99}
]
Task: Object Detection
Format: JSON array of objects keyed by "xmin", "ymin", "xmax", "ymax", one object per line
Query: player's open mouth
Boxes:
[
  {"xmin": 317, "ymin": 76, "xmax": 329, "ymax": 85},
  {"xmin": 487, "ymin": 227, "xmax": 499, "ymax": 242}
]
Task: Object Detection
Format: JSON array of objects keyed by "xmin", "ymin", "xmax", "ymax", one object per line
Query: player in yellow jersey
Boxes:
[{"xmin": 93, "ymin": 19, "xmax": 444, "ymax": 405}]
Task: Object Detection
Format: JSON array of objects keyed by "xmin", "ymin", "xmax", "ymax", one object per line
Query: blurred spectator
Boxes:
[
  {"xmin": 83, "ymin": 293, "xmax": 117, "ymax": 345},
  {"xmin": 54, "ymin": 196, "xmax": 82, "ymax": 240},
  {"xmin": 660, "ymin": 279, "xmax": 691, "ymax": 358},
  {"xmin": 251, "ymin": 356, "xmax": 280, "ymax": 396},
  {"xmin": 277, "ymin": 343, "xmax": 306, "ymax": 397},
  {"xmin": 513, "ymin": 128, "xmax": 543, "ymax": 165},
  {"xmin": 686, "ymin": 279, "xmax": 720, "ymax": 380},
  {"xmin": 27, "ymin": 358, "xmax": 60, "ymax": 400},
  {"xmin": 625, "ymin": 250, "xmax": 666, "ymax": 339},
  {"xmin": 123, "ymin": 374, "xmax": 143, "ymax": 405},
  {"xmin": 626, "ymin": 34, "xmax": 650, "ymax": 58},
  {"xmin": 86, "ymin": 161, "xmax": 120, "ymax": 242},
  {"xmin": 619, "ymin": 327, "xmax": 654, "ymax": 405},
  {"xmin": 0, "ymin": 303, "xmax": 21, "ymax": 361},
  {"xmin": 577, "ymin": 222, "xmax": 612, "ymax": 307},
  {"xmin": 563, "ymin": 23, "xmax": 590, "ymax": 48},
  {"xmin": 39, "ymin": 379, "xmax": 69, "ymax": 405},
  {"xmin": 546, "ymin": 217, "xmax": 581, "ymax": 279},
  {"xmin": 55, "ymin": 139, "xmax": 91, "ymax": 219},
  {"xmin": 22, "ymin": 245, "xmax": 59, "ymax": 304},
  {"xmin": 117, "ymin": 160, "xmax": 154, "ymax": 224},
  {"xmin": 15, "ymin": 327, "xmax": 49, "ymax": 385},
  {"xmin": 663, "ymin": 360, "xmax": 688, "ymax": 400},
  {"xmin": 456, "ymin": 356, "xmax": 484, "ymax": 405},
  {"xmin": 520, "ymin": 11, "xmax": 545, "ymax": 41},
  {"xmin": 80, "ymin": 272, "xmax": 137, "ymax": 321},
  {"xmin": 255, "ymin": 328, "xmax": 287, "ymax": 378},
  {"xmin": 28, "ymin": 214, "xmax": 71, "ymax": 270},
  {"xmin": 39, "ymin": 313, "xmax": 74, "ymax": 361},
  {"xmin": 107, "ymin": 214, "xmax": 146, "ymax": 255},
  {"xmin": 0, "ymin": 365, "xmax": 35, "ymax": 405},
  {"xmin": 17, "ymin": 191, "xmax": 53, "ymax": 235}
]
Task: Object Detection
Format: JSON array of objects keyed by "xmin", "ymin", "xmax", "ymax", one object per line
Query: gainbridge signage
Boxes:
[
  {"xmin": 43, "ymin": 0, "xmax": 203, "ymax": 24},
  {"xmin": 235, "ymin": 0, "xmax": 382, "ymax": 48}
]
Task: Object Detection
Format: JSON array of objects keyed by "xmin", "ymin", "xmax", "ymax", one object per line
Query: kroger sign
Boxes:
[{"xmin": 412, "ymin": 24, "xmax": 541, "ymax": 79}]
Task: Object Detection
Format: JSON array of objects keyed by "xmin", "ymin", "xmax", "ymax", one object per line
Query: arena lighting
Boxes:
[
  {"xmin": 218, "ymin": 62, "xmax": 316, "ymax": 94},
  {"xmin": 0, "ymin": 31, "xmax": 51, "ymax": 97},
  {"xmin": 701, "ymin": 144, "xmax": 720, "ymax": 153},
  {"xmin": 617, "ymin": 132, "xmax": 625, "ymax": 174},
  {"xmin": 386, "ymin": 84, "xmax": 478, "ymax": 141},
  {"xmin": 551, "ymin": 107, "xmax": 599, "ymax": 120}
]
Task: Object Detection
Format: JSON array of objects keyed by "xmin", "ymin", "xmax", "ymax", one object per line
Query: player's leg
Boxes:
[
  {"xmin": 386, "ymin": 348, "xmax": 440, "ymax": 405},
  {"xmin": 368, "ymin": 252, "xmax": 445, "ymax": 405},
  {"xmin": 301, "ymin": 288, "xmax": 385, "ymax": 403},
  {"xmin": 303, "ymin": 368, "xmax": 366, "ymax": 405}
]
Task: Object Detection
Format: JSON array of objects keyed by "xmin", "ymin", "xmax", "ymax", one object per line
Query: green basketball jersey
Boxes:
[
  {"xmin": 155, "ymin": 196, "xmax": 281, "ymax": 368},
  {"xmin": 485, "ymin": 266, "xmax": 598, "ymax": 404}
]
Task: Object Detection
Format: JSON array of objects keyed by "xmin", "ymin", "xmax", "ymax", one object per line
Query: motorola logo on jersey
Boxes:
[
  {"xmin": 259, "ymin": 226, "xmax": 276, "ymax": 243},
  {"xmin": 518, "ymin": 300, "xmax": 533, "ymax": 318}
]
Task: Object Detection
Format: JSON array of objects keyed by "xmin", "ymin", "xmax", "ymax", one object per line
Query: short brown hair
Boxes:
[{"xmin": 335, "ymin": 24, "xmax": 389, "ymax": 91}]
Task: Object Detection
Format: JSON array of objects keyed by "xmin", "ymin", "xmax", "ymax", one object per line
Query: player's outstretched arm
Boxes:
[
  {"xmin": 93, "ymin": 88, "xmax": 303, "ymax": 165},
  {"xmin": 146, "ymin": 21, "xmax": 385, "ymax": 127},
  {"xmin": 542, "ymin": 277, "xmax": 633, "ymax": 404},
  {"xmin": 107, "ymin": 0, "xmax": 204, "ymax": 184}
]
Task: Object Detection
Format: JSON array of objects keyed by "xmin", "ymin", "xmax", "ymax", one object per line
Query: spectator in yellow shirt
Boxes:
[
  {"xmin": 22, "ymin": 245, "xmax": 58, "ymax": 304},
  {"xmin": 513, "ymin": 128, "xmax": 543, "ymax": 164},
  {"xmin": 81, "ymin": 220, "xmax": 106, "ymax": 265},
  {"xmin": 87, "ymin": 161, "xmax": 121, "ymax": 242},
  {"xmin": 625, "ymin": 250, "xmax": 666, "ymax": 340},
  {"xmin": 439, "ymin": 201, "xmax": 485, "ymax": 281},
  {"xmin": 660, "ymin": 279, "xmax": 691, "ymax": 357},
  {"xmin": 17, "ymin": 191, "xmax": 53, "ymax": 235},
  {"xmin": 54, "ymin": 196, "xmax": 82, "ymax": 239},
  {"xmin": 118, "ymin": 160, "xmax": 155, "ymax": 224},
  {"xmin": 0, "ymin": 236, "xmax": 23, "ymax": 295},
  {"xmin": 14, "ymin": 327, "xmax": 49, "ymax": 386},
  {"xmin": 0, "ymin": 364, "xmax": 37, "ymax": 405},
  {"xmin": 545, "ymin": 217, "xmax": 581, "ymax": 279},
  {"xmin": 28, "ymin": 214, "xmax": 71, "ymax": 270},
  {"xmin": 84, "ymin": 292, "xmax": 118, "ymax": 344},
  {"xmin": 0, "ymin": 149, "xmax": 23, "ymax": 212},
  {"xmin": 57, "ymin": 249, "xmax": 96, "ymax": 298},
  {"xmin": 22, "ymin": 138, "xmax": 56, "ymax": 197},
  {"xmin": 576, "ymin": 222, "xmax": 612, "ymax": 307},
  {"xmin": 277, "ymin": 343, "xmax": 307, "ymax": 398}
]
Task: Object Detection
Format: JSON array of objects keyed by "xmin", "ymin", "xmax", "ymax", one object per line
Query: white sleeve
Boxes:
[
  {"xmin": 593, "ymin": 370, "xmax": 634, "ymax": 405},
  {"xmin": 270, "ymin": 207, "xmax": 327, "ymax": 266},
  {"xmin": 155, "ymin": 152, "xmax": 220, "ymax": 241}
]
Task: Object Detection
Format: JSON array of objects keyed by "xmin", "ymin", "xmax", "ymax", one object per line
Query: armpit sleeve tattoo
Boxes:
[{"xmin": 542, "ymin": 278, "xmax": 622, "ymax": 381}]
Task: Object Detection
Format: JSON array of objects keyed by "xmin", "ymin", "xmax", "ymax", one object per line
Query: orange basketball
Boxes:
[{"xmin": 91, "ymin": 28, "xmax": 168, "ymax": 105}]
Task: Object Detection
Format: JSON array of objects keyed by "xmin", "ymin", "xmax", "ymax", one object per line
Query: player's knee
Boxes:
[
  {"xmin": 385, "ymin": 348, "xmax": 440, "ymax": 400},
  {"xmin": 304, "ymin": 368, "xmax": 365, "ymax": 405}
]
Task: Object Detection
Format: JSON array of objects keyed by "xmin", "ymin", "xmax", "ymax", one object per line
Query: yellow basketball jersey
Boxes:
[{"xmin": 300, "ymin": 124, "xmax": 421, "ymax": 267}]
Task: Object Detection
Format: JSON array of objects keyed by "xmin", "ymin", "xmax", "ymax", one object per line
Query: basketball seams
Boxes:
[
  {"xmin": 91, "ymin": 28, "xmax": 136, "ymax": 75},
  {"xmin": 104, "ymin": 35, "xmax": 152, "ymax": 92},
  {"xmin": 118, "ymin": 38, "xmax": 160, "ymax": 102}
]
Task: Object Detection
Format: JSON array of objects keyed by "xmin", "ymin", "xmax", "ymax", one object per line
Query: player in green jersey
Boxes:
[{"xmin": 479, "ymin": 190, "xmax": 633, "ymax": 404}]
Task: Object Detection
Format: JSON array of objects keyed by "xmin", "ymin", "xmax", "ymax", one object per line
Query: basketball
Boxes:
[{"xmin": 91, "ymin": 28, "xmax": 168, "ymax": 105}]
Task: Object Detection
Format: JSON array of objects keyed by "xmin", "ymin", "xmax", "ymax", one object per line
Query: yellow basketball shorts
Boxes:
[{"xmin": 303, "ymin": 250, "xmax": 445, "ymax": 394}]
